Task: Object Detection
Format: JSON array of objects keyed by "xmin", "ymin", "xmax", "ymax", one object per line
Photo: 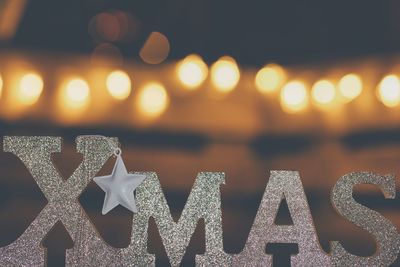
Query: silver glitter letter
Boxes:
[
  {"xmin": 0, "ymin": 136, "xmax": 125, "ymax": 266},
  {"xmin": 233, "ymin": 170, "xmax": 331, "ymax": 266},
  {"xmin": 331, "ymin": 172, "xmax": 400, "ymax": 266},
  {"xmin": 125, "ymin": 172, "xmax": 232, "ymax": 266}
]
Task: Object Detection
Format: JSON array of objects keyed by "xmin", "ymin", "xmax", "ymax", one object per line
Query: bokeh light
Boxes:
[
  {"xmin": 111, "ymin": 10, "xmax": 141, "ymax": 43},
  {"xmin": 89, "ymin": 12, "xmax": 120, "ymax": 42},
  {"xmin": 91, "ymin": 43, "xmax": 123, "ymax": 66},
  {"xmin": 17, "ymin": 72, "xmax": 43, "ymax": 105},
  {"xmin": 176, "ymin": 54, "xmax": 208, "ymax": 89},
  {"xmin": 106, "ymin": 70, "xmax": 131, "ymax": 100},
  {"xmin": 137, "ymin": 82, "xmax": 169, "ymax": 117},
  {"xmin": 139, "ymin": 32, "xmax": 170, "ymax": 64},
  {"xmin": 0, "ymin": 74, "xmax": 3, "ymax": 99},
  {"xmin": 311, "ymin": 80, "xmax": 336, "ymax": 105},
  {"xmin": 211, "ymin": 56, "xmax": 240, "ymax": 93},
  {"xmin": 338, "ymin": 73, "xmax": 362, "ymax": 102},
  {"xmin": 377, "ymin": 74, "xmax": 400, "ymax": 108},
  {"xmin": 89, "ymin": 11, "xmax": 140, "ymax": 44},
  {"xmin": 62, "ymin": 78, "xmax": 90, "ymax": 109},
  {"xmin": 280, "ymin": 81, "xmax": 308, "ymax": 113},
  {"xmin": 255, "ymin": 64, "xmax": 286, "ymax": 93}
]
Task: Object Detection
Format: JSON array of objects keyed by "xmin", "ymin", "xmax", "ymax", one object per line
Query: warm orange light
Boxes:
[
  {"xmin": 17, "ymin": 72, "xmax": 43, "ymax": 105},
  {"xmin": 255, "ymin": 64, "xmax": 286, "ymax": 93},
  {"xmin": 62, "ymin": 78, "xmax": 90, "ymax": 109},
  {"xmin": 311, "ymin": 80, "xmax": 336, "ymax": 105},
  {"xmin": 280, "ymin": 81, "xmax": 308, "ymax": 113},
  {"xmin": 176, "ymin": 54, "xmax": 208, "ymax": 89},
  {"xmin": 338, "ymin": 73, "xmax": 362, "ymax": 102},
  {"xmin": 106, "ymin": 70, "xmax": 131, "ymax": 100},
  {"xmin": 211, "ymin": 56, "xmax": 240, "ymax": 93},
  {"xmin": 0, "ymin": 74, "xmax": 3, "ymax": 99},
  {"xmin": 378, "ymin": 75, "xmax": 400, "ymax": 108},
  {"xmin": 139, "ymin": 31, "xmax": 170, "ymax": 64},
  {"xmin": 137, "ymin": 82, "xmax": 169, "ymax": 117},
  {"xmin": 0, "ymin": 0, "xmax": 27, "ymax": 40}
]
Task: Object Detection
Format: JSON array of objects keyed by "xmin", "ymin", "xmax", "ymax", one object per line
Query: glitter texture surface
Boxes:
[
  {"xmin": 331, "ymin": 172, "xmax": 400, "ymax": 266},
  {"xmin": 232, "ymin": 171, "xmax": 331, "ymax": 266},
  {"xmin": 0, "ymin": 136, "xmax": 232, "ymax": 266},
  {"xmin": 0, "ymin": 136, "xmax": 124, "ymax": 266},
  {"xmin": 1, "ymin": 137, "xmax": 398, "ymax": 266},
  {"xmin": 126, "ymin": 171, "xmax": 232, "ymax": 266}
]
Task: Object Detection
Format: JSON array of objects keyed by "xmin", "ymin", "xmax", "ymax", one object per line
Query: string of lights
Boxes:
[{"xmin": 0, "ymin": 53, "xmax": 399, "ymax": 123}]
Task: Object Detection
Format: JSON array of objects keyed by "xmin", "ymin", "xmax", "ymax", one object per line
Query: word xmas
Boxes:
[{"xmin": 0, "ymin": 136, "xmax": 399, "ymax": 267}]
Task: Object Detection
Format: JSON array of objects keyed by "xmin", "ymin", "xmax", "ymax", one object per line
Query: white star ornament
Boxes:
[{"xmin": 93, "ymin": 155, "xmax": 145, "ymax": 215}]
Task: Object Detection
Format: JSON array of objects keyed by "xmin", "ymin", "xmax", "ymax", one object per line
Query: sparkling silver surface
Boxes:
[
  {"xmin": 0, "ymin": 136, "xmax": 124, "ymax": 266},
  {"xmin": 232, "ymin": 170, "xmax": 331, "ymax": 266},
  {"xmin": 0, "ymin": 136, "xmax": 232, "ymax": 266},
  {"xmin": 126, "ymin": 171, "xmax": 232, "ymax": 266},
  {"xmin": 1, "ymin": 137, "xmax": 398, "ymax": 266},
  {"xmin": 331, "ymin": 172, "xmax": 400, "ymax": 267}
]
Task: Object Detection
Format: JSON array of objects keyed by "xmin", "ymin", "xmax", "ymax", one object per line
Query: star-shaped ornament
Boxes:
[{"xmin": 94, "ymin": 154, "xmax": 145, "ymax": 215}]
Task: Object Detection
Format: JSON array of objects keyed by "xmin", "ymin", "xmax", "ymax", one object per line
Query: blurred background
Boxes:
[{"xmin": 0, "ymin": 0, "xmax": 399, "ymax": 266}]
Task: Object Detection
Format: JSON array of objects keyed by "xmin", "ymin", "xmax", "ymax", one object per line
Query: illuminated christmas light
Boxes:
[
  {"xmin": 338, "ymin": 73, "xmax": 362, "ymax": 102},
  {"xmin": 211, "ymin": 56, "xmax": 240, "ymax": 93},
  {"xmin": 17, "ymin": 72, "xmax": 43, "ymax": 105},
  {"xmin": 280, "ymin": 81, "xmax": 308, "ymax": 113},
  {"xmin": 176, "ymin": 54, "xmax": 208, "ymax": 89},
  {"xmin": 311, "ymin": 80, "xmax": 336, "ymax": 105},
  {"xmin": 255, "ymin": 64, "xmax": 286, "ymax": 93},
  {"xmin": 106, "ymin": 70, "xmax": 131, "ymax": 100},
  {"xmin": 137, "ymin": 82, "xmax": 169, "ymax": 117},
  {"xmin": 63, "ymin": 78, "xmax": 90, "ymax": 109},
  {"xmin": 378, "ymin": 74, "xmax": 400, "ymax": 108}
]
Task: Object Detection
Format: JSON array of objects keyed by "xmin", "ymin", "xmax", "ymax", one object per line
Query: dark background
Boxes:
[
  {"xmin": 10, "ymin": 0, "xmax": 400, "ymax": 65},
  {"xmin": 0, "ymin": 0, "xmax": 399, "ymax": 266}
]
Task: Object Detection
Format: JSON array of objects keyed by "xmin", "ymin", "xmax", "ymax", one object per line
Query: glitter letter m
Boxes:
[{"xmin": 128, "ymin": 172, "xmax": 232, "ymax": 266}]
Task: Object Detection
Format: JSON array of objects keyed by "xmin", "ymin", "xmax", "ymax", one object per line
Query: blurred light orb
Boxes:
[
  {"xmin": 177, "ymin": 54, "xmax": 208, "ymax": 89},
  {"xmin": 139, "ymin": 32, "xmax": 170, "ymax": 64},
  {"xmin": 378, "ymin": 75, "xmax": 400, "ymax": 107},
  {"xmin": 338, "ymin": 73, "xmax": 362, "ymax": 101},
  {"xmin": 89, "ymin": 11, "xmax": 140, "ymax": 43},
  {"xmin": 211, "ymin": 56, "xmax": 240, "ymax": 93},
  {"xmin": 137, "ymin": 82, "xmax": 169, "ymax": 117},
  {"xmin": 280, "ymin": 81, "xmax": 308, "ymax": 113},
  {"xmin": 18, "ymin": 73, "xmax": 44, "ymax": 105},
  {"xmin": 106, "ymin": 70, "xmax": 131, "ymax": 100},
  {"xmin": 255, "ymin": 64, "xmax": 286, "ymax": 93},
  {"xmin": 0, "ymin": 75, "xmax": 3, "ymax": 98},
  {"xmin": 64, "ymin": 78, "xmax": 90, "ymax": 108},
  {"xmin": 311, "ymin": 80, "xmax": 336, "ymax": 105},
  {"xmin": 91, "ymin": 43, "xmax": 123, "ymax": 66},
  {"xmin": 111, "ymin": 11, "xmax": 141, "ymax": 43},
  {"xmin": 92, "ymin": 12, "xmax": 120, "ymax": 42}
]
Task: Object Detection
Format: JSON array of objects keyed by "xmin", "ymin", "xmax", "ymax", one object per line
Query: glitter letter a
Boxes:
[{"xmin": 233, "ymin": 170, "xmax": 331, "ymax": 266}]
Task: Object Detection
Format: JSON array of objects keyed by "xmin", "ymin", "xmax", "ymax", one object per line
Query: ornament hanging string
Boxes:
[{"xmin": 83, "ymin": 135, "xmax": 121, "ymax": 157}]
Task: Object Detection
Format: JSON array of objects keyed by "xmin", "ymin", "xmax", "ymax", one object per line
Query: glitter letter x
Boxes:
[{"xmin": 0, "ymin": 136, "xmax": 124, "ymax": 266}]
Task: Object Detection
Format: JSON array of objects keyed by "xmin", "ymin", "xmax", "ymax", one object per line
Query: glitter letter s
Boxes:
[{"xmin": 331, "ymin": 172, "xmax": 400, "ymax": 266}]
